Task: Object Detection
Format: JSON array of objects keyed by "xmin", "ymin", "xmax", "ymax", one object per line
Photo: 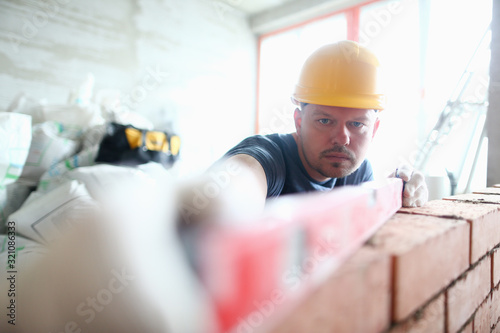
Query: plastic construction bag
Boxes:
[
  {"xmin": 43, "ymin": 164, "xmax": 154, "ymax": 200},
  {"xmin": 82, "ymin": 124, "xmax": 107, "ymax": 150},
  {"xmin": 37, "ymin": 145, "xmax": 99, "ymax": 193},
  {"xmin": 8, "ymin": 180, "xmax": 97, "ymax": 244},
  {"xmin": 42, "ymin": 104, "xmax": 105, "ymax": 128},
  {"xmin": 0, "ymin": 112, "xmax": 32, "ymax": 187},
  {"xmin": 0, "ymin": 182, "xmax": 33, "ymax": 234},
  {"xmin": 7, "ymin": 93, "xmax": 105, "ymax": 128},
  {"xmin": 0, "ymin": 233, "xmax": 47, "ymax": 276},
  {"xmin": 20, "ymin": 121, "xmax": 81, "ymax": 186},
  {"xmin": 6, "ymin": 93, "xmax": 45, "ymax": 124},
  {"xmin": 34, "ymin": 125, "xmax": 107, "ymax": 193}
]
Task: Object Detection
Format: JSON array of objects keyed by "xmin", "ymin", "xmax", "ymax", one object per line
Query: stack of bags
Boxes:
[
  {"xmin": 0, "ymin": 93, "xmax": 211, "ymax": 333},
  {"xmin": 0, "ymin": 92, "xmax": 166, "ymax": 263}
]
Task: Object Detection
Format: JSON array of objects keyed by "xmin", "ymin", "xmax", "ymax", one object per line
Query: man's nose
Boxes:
[{"xmin": 331, "ymin": 125, "xmax": 350, "ymax": 146}]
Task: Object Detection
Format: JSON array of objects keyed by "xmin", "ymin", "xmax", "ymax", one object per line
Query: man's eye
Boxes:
[
  {"xmin": 351, "ymin": 121, "xmax": 364, "ymax": 128},
  {"xmin": 318, "ymin": 119, "xmax": 330, "ymax": 125}
]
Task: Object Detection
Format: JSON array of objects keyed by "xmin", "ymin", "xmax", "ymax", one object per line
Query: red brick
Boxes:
[
  {"xmin": 269, "ymin": 247, "xmax": 391, "ymax": 333},
  {"xmin": 475, "ymin": 294, "xmax": 493, "ymax": 333},
  {"xmin": 462, "ymin": 320, "xmax": 473, "ymax": 333},
  {"xmin": 400, "ymin": 200, "xmax": 500, "ymax": 263},
  {"xmin": 388, "ymin": 294, "xmax": 445, "ymax": 333},
  {"xmin": 444, "ymin": 193, "xmax": 500, "ymax": 205},
  {"xmin": 474, "ymin": 187, "xmax": 500, "ymax": 195},
  {"xmin": 491, "ymin": 285, "xmax": 500, "ymax": 329},
  {"xmin": 493, "ymin": 249, "xmax": 500, "ymax": 288},
  {"xmin": 367, "ymin": 213, "xmax": 469, "ymax": 321},
  {"xmin": 447, "ymin": 256, "xmax": 491, "ymax": 333}
]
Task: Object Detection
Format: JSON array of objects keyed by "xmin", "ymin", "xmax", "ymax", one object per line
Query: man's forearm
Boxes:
[{"xmin": 178, "ymin": 154, "xmax": 268, "ymax": 225}]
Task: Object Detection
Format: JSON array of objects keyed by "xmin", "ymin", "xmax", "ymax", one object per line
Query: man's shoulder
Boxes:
[
  {"xmin": 228, "ymin": 133, "xmax": 293, "ymax": 152},
  {"xmin": 246, "ymin": 133, "xmax": 292, "ymax": 144},
  {"xmin": 224, "ymin": 133, "xmax": 294, "ymax": 160},
  {"xmin": 223, "ymin": 133, "xmax": 297, "ymax": 198}
]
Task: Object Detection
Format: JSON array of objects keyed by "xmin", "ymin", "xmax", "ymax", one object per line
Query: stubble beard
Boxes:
[{"xmin": 302, "ymin": 142, "xmax": 358, "ymax": 179}]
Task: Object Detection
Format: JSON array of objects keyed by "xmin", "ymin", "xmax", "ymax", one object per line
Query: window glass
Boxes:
[
  {"xmin": 258, "ymin": 14, "xmax": 348, "ymax": 135},
  {"xmin": 359, "ymin": 0, "xmax": 421, "ymax": 178},
  {"xmin": 257, "ymin": 0, "xmax": 492, "ymax": 194},
  {"xmin": 360, "ymin": 0, "xmax": 491, "ymax": 194},
  {"xmin": 419, "ymin": 0, "xmax": 491, "ymax": 193}
]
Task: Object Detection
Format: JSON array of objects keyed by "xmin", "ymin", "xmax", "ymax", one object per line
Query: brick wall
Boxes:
[{"xmin": 268, "ymin": 185, "xmax": 500, "ymax": 333}]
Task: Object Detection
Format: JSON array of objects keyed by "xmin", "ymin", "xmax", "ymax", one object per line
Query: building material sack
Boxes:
[
  {"xmin": 102, "ymin": 107, "xmax": 155, "ymax": 131},
  {"xmin": 0, "ymin": 232, "xmax": 47, "ymax": 279},
  {"xmin": 36, "ymin": 163, "xmax": 148, "ymax": 199},
  {"xmin": 6, "ymin": 93, "xmax": 45, "ymax": 124},
  {"xmin": 7, "ymin": 93, "xmax": 105, "ymax": 128},
  {"xmin": 95, "ymin": 122, "xmax": 181, "ymax": 169},
  {"xmin": 35, "ymin": 125, "xmax": 107, "ymax": 193},
  {"xmin": 8, "ymin": 180, "xmax": 97, "ymax": 244},
  {"xmin": 20, "ymin": 121, "xmax": 81, "ymax": 185},
  {"xmin": 0, "ymin": 112, "xmax": 32, "ymax": 187},
  {"xmin": 0, "ymin": 182, "xmax": 33, "ymax": 234},
  {"xmin": 60, "ymin": 164, "xmax": 155, "ymax": 201},
  {"xmin": 36, "ymin": 145, "xmax": 100, "ymax": 194},
  {"xmin": 81, "ymin": 124, "xmax": 107, "ymax": 150},
  {"xmin": 42, "ymin": 104, "xmax": 105, "ymax": 128}
]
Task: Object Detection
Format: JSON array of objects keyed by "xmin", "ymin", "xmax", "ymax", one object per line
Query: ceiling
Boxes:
[
  {"xmin": 236, "ymin": 0, "xmax": 297, "ymax": 15},
  {"xmin": 239, "ymin": 0, "xmax": 366, "ymax": 35}
]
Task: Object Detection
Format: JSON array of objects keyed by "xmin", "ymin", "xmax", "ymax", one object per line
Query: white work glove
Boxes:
[{"xmin": 390, "ymin": 165, "xmax": 428, "ymax": 207}]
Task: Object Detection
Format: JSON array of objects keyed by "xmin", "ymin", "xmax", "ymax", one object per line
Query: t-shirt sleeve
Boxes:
[{"xmin": 223, "ymin": 135, "xmax": 286, "ymax": 197}]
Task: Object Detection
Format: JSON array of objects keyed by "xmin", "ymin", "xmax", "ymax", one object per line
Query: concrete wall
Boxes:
[{"xmin": 0, "ymin": 0, "xmax": 257, "ymax": 177}]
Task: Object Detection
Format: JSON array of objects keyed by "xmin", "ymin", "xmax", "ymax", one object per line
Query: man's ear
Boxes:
[
  {"xmin": 294, "ymin": 108, "xmax": 302, "ymax": 135},
  {"xmin": 372, "ymin": 117, "xmax": 380, "ymax": 140}
]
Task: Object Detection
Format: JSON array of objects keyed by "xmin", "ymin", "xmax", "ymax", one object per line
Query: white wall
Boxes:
[{"xmin": 0, "ymin": 0, "xmax": 257, "ymax": 177}]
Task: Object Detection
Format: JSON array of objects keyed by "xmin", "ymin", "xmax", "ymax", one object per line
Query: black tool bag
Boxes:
[{"xmin": 95, "ymin": 122, "xmax": 180, "ymax": 168}]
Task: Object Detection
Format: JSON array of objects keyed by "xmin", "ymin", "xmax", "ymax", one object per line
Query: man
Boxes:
[{"xmin": 185, "ymin": 40, "xmax": 427, "ymax": 223}]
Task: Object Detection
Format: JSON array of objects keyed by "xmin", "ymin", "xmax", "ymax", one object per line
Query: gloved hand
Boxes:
[{"xmin": 390, "ymin": 165, "xmax": 428, "ymax": 207}]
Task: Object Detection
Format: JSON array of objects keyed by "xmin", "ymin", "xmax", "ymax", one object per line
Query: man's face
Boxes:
[{"xmin": 293, "ymin": 104, "xmax": 380, "ymax": 181}]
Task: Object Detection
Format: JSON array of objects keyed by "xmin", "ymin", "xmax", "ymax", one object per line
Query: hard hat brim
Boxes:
[{"xmin": 293, "ymin": 91, "xmax": 386, "ymax": 110}]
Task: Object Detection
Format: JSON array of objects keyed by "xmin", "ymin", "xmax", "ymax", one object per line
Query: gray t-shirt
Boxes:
[{"xmin": 224, "ymin": 133, "xmax": 374, "ymax": 198}]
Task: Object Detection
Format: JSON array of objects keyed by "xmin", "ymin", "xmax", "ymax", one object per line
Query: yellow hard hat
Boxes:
[{"xmin": 293, "ymin": 40, "xmax": 386, "ymax": 110}]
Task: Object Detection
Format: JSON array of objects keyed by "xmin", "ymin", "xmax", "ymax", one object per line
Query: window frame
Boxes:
[{"xmin": 254, "ymin": 0, "xmax": 382, "ymax": 133}]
